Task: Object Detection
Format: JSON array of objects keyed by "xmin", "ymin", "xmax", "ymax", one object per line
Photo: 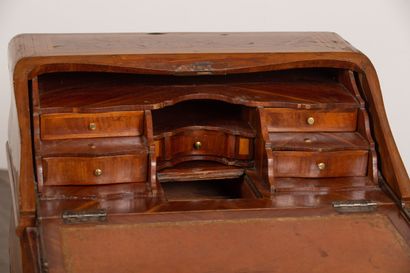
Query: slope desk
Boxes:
[{"xmin": 7, "ymin": 32, "xmax": 410, "ymax": 273}]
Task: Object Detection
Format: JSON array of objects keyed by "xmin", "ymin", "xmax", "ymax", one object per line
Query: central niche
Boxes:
[
  {"xmin": 152, "ymin": 99, "xmax": 259, "ymax": 201},
  {"xmin": 152, "ymin": 99, "xmax": 256, "ymax": 169}
]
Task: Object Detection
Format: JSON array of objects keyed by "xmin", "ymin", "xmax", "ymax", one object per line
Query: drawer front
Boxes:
[
  {"xmin": 169, "ymin": 130, "xmax": 231, "ymax": 158},
  {"xmin": 155, "ymin": 131, "xmax": 253, "ymax": 163},
  {"xmin": 43, "ymin": 154, "xmax": 147, "ymax": 185},
  {"xmin": 272, "ymin": 150, "xmax": 368, "ymax": 178},
  {"xmin": 41, "ymin": 111, "xmax": 144, "ymax": 140},
  {"xmin": 265, "ymin": 108, "xmax": 357, "ymax": 132}
]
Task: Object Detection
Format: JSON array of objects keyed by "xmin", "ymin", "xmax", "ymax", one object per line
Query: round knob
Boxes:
[
  {"xmin": 89, "ymin": 143, "xmax": 96, "ymax": 149},
  {"xmin": 193, "ymin": 141, "xmax": 202, "ymax": 150},
  {"xmin": 306, "ymin": 117, "xmax": 315, "ymax": 125},
  {"xmin": 304, "ymin": 138, "xmax": 312, "ymax": 143},
  {"xmin": 94, "ymin": 168, "xmax": 103, "ymax": 176},
  {"xmin": 88, "ymin": 122, "xmax": 97, "ymax": 131},
  {"xmin": 317, "ymin": 162, "xmax": 326, "ymax": 170}
]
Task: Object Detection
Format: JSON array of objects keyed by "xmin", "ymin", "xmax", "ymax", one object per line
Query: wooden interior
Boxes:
[
  {"xmin": 31, "ymin": 68, "xmax": 377, "ymax": 193},
  {"xmin": 6, "ymin": 32, "xmax": 410, "ymax": 273}
]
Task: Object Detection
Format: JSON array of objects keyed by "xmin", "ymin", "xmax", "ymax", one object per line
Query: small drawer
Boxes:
[
  {"xmin": 272, "ymin": 150, "xmax": 368, "ymax": 178},
  {"xmin": 43, "ymin": 154, "xmax": 147, "ymax": 185},
  {"xmin": 40, "ymin": 111, "xmax": 144, "ymax": 140},
  {"xmin": 169, "ymin": 130, "xmax": 231, "ymax": 158},
  {"xmin": 265, "ymin": 108, "xmax": 357, "ymax": 132},
  {"xmin": 155, "ymin": 132, "xmax": 253, "ymax": 164}
]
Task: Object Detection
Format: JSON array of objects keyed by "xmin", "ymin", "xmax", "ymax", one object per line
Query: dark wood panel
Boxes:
[
  {"xmin": 43, "ymin": 154, "xmax": 147, "ymax": 185},
  {"xmin": 269, "ymin": 132, "xmax": 369, "ymax": 151},
  {"xmin": 40, "ymin": 111, "xmax": 144, "ymax": 140},
  {"xmin": 272, "ymin": 150, "xmax": 368, "ymax": 178}
]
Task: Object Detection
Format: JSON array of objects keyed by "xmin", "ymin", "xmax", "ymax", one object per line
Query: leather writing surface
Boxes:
[{"xmin": 57, "ymin": 214, "xmax": 410, "ymax": 273}]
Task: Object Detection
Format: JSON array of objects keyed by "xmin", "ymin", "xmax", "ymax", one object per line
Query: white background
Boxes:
[{"xmin": 0, "ymin": 0, "xmax": 409, "ymax": 172}]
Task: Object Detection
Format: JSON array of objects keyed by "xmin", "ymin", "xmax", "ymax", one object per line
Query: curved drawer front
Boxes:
[
  {"xmin": 43, "ymin": 154, "xmax": 147, "ymax": 185},
  {"xmin": 170, "ymin": 130, "xmax": 231, "ymax": 158},
  {"xmin": 40, "ymin": 111, "xmax": 144, "ymax": 140},
  {"xmin": 265, "ymin": 108, "xmax": 357, "ymax": 132},
  {"xmin": 156, "ymin": 130, "xmax": 253, "ymax": 163},
  {"xmin": 272, "ymin": 150, "xmax": 368, "ymax": 178}
]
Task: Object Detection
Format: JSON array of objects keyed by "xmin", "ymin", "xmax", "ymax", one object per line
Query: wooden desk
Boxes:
[{"xmin": 7, "ymin": 32, "xmax": 410, "ymax": 273}]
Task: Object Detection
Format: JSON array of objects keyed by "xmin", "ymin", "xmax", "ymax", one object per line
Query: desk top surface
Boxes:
[{"xmin": 9, "ymin": 32, "xmax": 358, "ymax": 57}]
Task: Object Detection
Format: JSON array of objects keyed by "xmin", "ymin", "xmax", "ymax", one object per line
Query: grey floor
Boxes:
[{"xmin": 0, "ymin": 169, "xmax": 11, "ymax": 273}]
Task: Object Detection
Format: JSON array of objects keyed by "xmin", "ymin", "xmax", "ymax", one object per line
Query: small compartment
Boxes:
[
  {"xmin": 161, "ymin": 176, "xmax": 259, "ymax": 201},
  {"xmin": 152, "ymin": 100, "xmax": 255, "ymax": 138}
]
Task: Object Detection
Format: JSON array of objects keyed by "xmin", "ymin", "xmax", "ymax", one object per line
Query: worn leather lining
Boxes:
[{"xmin": 60, "ymin": 214, "xmax": 410, "ymax": 273}]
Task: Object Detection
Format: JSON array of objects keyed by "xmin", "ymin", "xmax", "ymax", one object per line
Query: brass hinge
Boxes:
[
  {"xmin": 41, "ymin": 261, "xmax": 49, "ymax": 273},
  {"xmin": 332, "ymin": 200, "xmax": 377, "ymax": 213},
  {"xmin": 402, "ymin": 208, "xmax": 410, "ymax": 221},
  {"xmin": 62, "ymin": 209, "xmax": 107, "ymax": 224}
]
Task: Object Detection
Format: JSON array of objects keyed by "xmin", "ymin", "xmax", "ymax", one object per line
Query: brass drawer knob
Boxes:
[
  {"xmin": 94, "ymin": 168, "xmax": 103, "ymax": 176},
  {"xmin": 193, "ymin": 141, "xmax": 202, "ymax": 150},
  {"xmin": 304, "ymin": 138, "xmax": 312, "ymax": 143},
  {"xmin": 88, "ymin": 122, "xmax": 97, "ymax": 131},
  {"xmin": 317, "ymin": 162, "xmax": 326, "ymax": 170},
  {"xmin": 88, "ymin": 143, "xmax": 96, "ymax": 149},
  {"xmin": 307, "ymin": 117, "xmax": 315, "ymax": 125}
]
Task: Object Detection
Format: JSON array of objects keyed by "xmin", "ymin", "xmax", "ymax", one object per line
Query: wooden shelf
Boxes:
[
  {"xmin": 152, "ymin": 100, "xmax": 255, "ymax": 138},
  {"xmin": 157, "ymin": 161, "xmax": 245, "ymax": 182},
  {"xmin": 38, "ymin": 70, "xmax": 360, "ymax": 113}
]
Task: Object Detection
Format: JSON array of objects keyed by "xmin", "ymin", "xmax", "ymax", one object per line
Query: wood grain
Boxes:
[
  {"xmin": 6, "ymin": 32, "xmax": 410, "ymax": 273},
  {"xmin": 40, "ymin": 111, "xmax": 144, "ymax": 140},
  {"xmin": 265, "ymin": 108, "xmax": 358, "ymax": 132},
  {"xmin": 37, "ymin": 71, "xmax": 359, "ymax": 112},
  {"xmin": 157, "ymin": 161, "xmax": 245, "ymax": 182},
  {"xmin": 40, "ymin": 137, "xmax": 147, "ymax": 156},
  {"xmin": 43, "ymin": 154, "xmax": 147, "ymax": 185},
  {"xmin": 272, "ymin": 150, "xmax": 369, "ymax": 178},
  {"xmin": 269, "ymin": 132, "xmax": 369, "ymax": 151},
  {"xmin": 156, "ymin": 130, "xmax": 253, "ymax": 166}
]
